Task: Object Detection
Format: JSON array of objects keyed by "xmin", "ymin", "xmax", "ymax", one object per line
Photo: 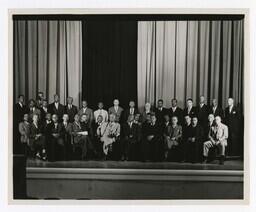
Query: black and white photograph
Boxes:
[{"xmin": 10, "ymin": 10, "xmax": 247, "ymax": 201}]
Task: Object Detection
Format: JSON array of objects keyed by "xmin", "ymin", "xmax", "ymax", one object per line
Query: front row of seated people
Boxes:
[{"xmin": 19, "ymin": 110, "xmax": 228, "ymax": 164}]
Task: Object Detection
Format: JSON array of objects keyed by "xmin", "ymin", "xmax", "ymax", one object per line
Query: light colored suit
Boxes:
[
  {"xmin": 108, "ymin": 106, "xmax": 123, "ymax": 122},
  {"xmin": 164, "ymin": 125, "xmax": 182, "ymax": 149},
  {"xmin": 203, "ymin": 123, "xmax": 228, "ymax": 156},
  {"xmin": 18, "ymin": 121, "xmax": 30, "ymax": 144},
  {"xmin": 97, "ymin": 121, "xmax": 120, "ymax": 155},
  {"xmin": 94, "ymin": 109, "xmax": 108, "ymax": 122}
]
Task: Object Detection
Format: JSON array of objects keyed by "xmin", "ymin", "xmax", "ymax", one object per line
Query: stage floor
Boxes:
[{"xmin": 27, "ymin": 158, "xmax": 243, "ymax": 170}]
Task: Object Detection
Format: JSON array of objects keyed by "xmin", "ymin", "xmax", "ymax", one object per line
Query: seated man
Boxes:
[
  {"xmin": 97, "ymin": 113, "xmax": 120, "ymax": 159},
  {"xmin": 71, "ymin": 114, "xmax": 91, "ymax": 160},
  {"xmin": 92, "ymin": 115, "xmax": 105, "ymax": 159},
  {"xmin": 18, "ymin": 113, "xmax": 30, "ymax": 156},
  {"xmin": 29, "ymin": 114, "xmax": 46, "ymax": 160},
  {"xmin": 144, "ymin": 113, "xmax": 163, "ymax": 162},
  {"xmin": 121, "ymin": 114, "xmax": 140, "ymax": 161},
  {"xmin": 163, "ymin": 116, "xmax": 182, "ymax": 161},
  {"xmin": 186, "ymin": 116, "xmax": 204, "ymax": 163},
  {"xmin": 203, "ymin": 116, "xmax": 228, "ymax": 165},
  {"xmin": 60, "ymin": 114, "xmax": 73, "ymax": 160},
  {"xmin": 182, "ymin": 115, "xmax": 192, "ymax": 162},
  {"xmin": 45, "ymin": 114, "xmax": 65, "ymax": 161}
]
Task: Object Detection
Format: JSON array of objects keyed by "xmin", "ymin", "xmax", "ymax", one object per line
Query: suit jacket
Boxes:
[
  {"xmin": 224, "ymin": 105, "xmax": 241, "ymax": 132},
  {"xmin": 144, "ymin": 123, "xmax": 162, "ymax": 139},
  {"xmin": 141, "ymin": 110, "xmax": 153, "ymax": 123},
  {"xmin": 45, "ymin": 122, "xmax": 64, "ymax": 143},
  {"xmin": 18, "ymin": 121, "xmax": 30, "ymax": 143},
  {"xmin": 65, "ymin": 104, "xmax": 78, "ymax": 123},
  {"xmin": 165, "ymin": 125, "xmax": 182, "ymax": 142},
  {"xmin": 209, "ymin": 123, "xmax": 228, "ymax": 146},
  {"xmin": 40, "ymin": 107, "xmax": 49, "ymax": 122},
  {"xmin": 81, "ymin": 121, "xmax": 93, "ymax": 138},
  {"xmin": 188, "ymin": 125, "xmax": 204, "ymax": 143},
  {"xmin": 154, "ymin": 107, "xmax": 168, "ymax": 124},
  {"xmin": 48, "ymin": 102, "xmax": 65, "ymax": 121},
  {"xmin": 29, "ymin": 122, "xmax": 45, "ymax": 146},
  {"xmin": 210, "ymin": 105, "xmax": 224, "ymax": 118},
  {"xmin": 167, "ymin": 107, "xmax": 183, "ymax": 124},
  {"xmin": 14, "ymin": 103, "xmax": 28, "ymax": 125},
  {"xmin": 77, "ymin": 107, "xmax": 94, "ymax": 123},
  {"xmin": 122, "ymin": 108, "xmax": 139, "ymax": 123},
  {"xmin": 197, "ymin": 104, "xmax": 209, "ymax": 127},
  {"xmin": 28, "ymin": 107, "xmax": 41, "ymax": 122},
  {"xmin": 108, "ymin": 106, "xmax": 124, "ymax": 122},
  {"xmin": 122, "ymin": 122, "xmax": 140, "ymax": 142},
  {"xmin": 183, "ymin": 106, "xmax": 198, "ymax": 117}
]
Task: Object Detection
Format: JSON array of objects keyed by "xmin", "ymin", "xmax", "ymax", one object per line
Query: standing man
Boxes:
[
  {"xmin": 183, "ymin": 98, "xmax": 198, "ymax": 118},
  {"xmin": 28, "ymin": 99, "xmax": 41, "ymax": 122},
  {"xmin": 108, "ymin": 99, "xmax": 123, "ymax": 123},
  {"xmin": 40, "ymin": 99, "xmax": 49, "ymax": 122},
  {"xmin": 94, "ymin": 102, "xmax": 108, "ymax": 123},
  {"xmin": 224, "ymin": 98, "xmax": 241, "ymax": 156},
  {"xmin": 203, "ymin": 116, "xmax": 228, "ymax": 165},
  {"xmin": 210, "ymin": 99, "xmax": 224, "ymax": 118},
  {"xmin": 122, "ymin": 100, "xmax": 138, "ymax": 123},
  {"xmin": 154, "ymin": 99, "xmax": 168, "ymax": 124},
  {"xmin": 65, "ymin": 97, "xmax": 78, "ymax": 123},
  {"xmin": 78, "ymin": 100, "xmax": 94, "ymax": 124},
  {"xmin": 48, "ymin": 94, "xmax": 65, "ymax": 122},
  {"xmin": 197, "ymin": 95, "xmax": 209, "ymax": 132},
  {"xmin": 168, "ymin": 98, "xmax": 183, "ymax": 125}
]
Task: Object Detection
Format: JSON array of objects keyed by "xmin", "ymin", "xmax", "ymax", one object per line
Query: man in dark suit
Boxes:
[
  {"xmin": 210, "ymin": 99, "xmax": 224, "ymax": 119},
  {"xmin": 28, "ymin": 99, "xmax": 41, "ymax": 123},
  {"xmin": 168, "ymin": 98, "xmax": 183, "ymax": 125},
  {"xmin": 65, "ymin": 97, "xmax": 78, "ymax": 123},
  {"xmin": 78, "ymin": 100, "xmax": 94, "ymax": 124},
  {"xmin": 224, "ymin": 98, "xmax": 242, "ymax": 156},
  {"xmin": 143, "ymin": 113, "xmax": 163, "ymax": 162},
  {"xmin": 183, "ymin": 98, "xmax": 198, "ymax": 118},
  {"xmin": 13, "ymin": 95, "xmax": 28, "ymax": 154},
  {"xmin": 45, "ymin": 114, "xmax": 65, "ymax": 161},
  {"xmin": 92, "ymin": 115, "xmax": 105, "ymax": 159},
  {"xmin": 186, "ymin": 116, "xmax": 204, "ymax": 163},
  {"xmin": 154, "ymin": 99, "xmax": 168, "ymax": 124},
  {"xmin": 48, "ymin": 94, "xmax": 65, "ymax": 122},
  {"xmin": 182, "ymin": 115, "xmax": 192, "ymax": 162},
  {"xmin": 122, "ymin": 100, "xmax": 138, "ymax": 123},
  {"xmin": 121, "ymin": 114, "xmax": 140, "ymax": 161},
  {"xmin": 108, "ymin": 99, "xmax": 124, "ymax": 123},
  {"xmin": 197, "ymin": 95, "xmax": 209, "ymax": 133},
  {"xmin": 40, "ymin": 99, "xmax": 49, "ymax": 122}
]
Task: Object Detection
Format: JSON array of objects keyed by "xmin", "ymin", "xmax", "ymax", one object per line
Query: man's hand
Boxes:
[
  {"xmin": 191, "ymin": 137, "xmax": 195, "ymax": 142},
  {"xmin": 147, "ymin": 135, "xmax": 154, "ymax": 141}
]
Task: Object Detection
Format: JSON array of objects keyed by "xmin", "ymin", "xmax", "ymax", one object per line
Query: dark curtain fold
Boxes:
[{"xmin": 82, "ymin": 20, "xmax": 138, "ymax": 110}]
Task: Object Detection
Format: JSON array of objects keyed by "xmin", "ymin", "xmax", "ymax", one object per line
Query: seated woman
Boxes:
[
  {"xmin": 71, "ymin": 114, "xmax": 92, "ymax": 160},
  {"xmin": 29, "ymin": 114, "xmax": 46, "ymax": 160},
  {"xmin": 97, "ymin": 113, "xmax": 120, "ymax": 160},
  {"xmin": 18, "ymin": 113, "xmax": 30, "ymax": 156},
  {"xmin": 163, "ymin": 116, "xmax": 182, "ymax": 161}
]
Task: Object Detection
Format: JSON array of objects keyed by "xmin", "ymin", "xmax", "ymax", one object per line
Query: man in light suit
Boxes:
[
  {"xmin": 203, "ymin": 116, "xmax": 228, "ymax": 165},
  {"xmin": 48, "ymin": 94, "xmax": 65, "ymax": 122},
  {"xmin": 78, "ymin": 100, "xmax": 94, "ymax": 124},
  {"xmin": 65, "ymin": 97, "xmax": 78, "ymax": 123},
  {"xmin": 108, "ymin": 99, "xmax": 123, "ymax": 123},
  {"xmin": 94, "ymin": 102, "xmax": 108, "ymax": 123},
  {"xmin": 18, "ymin": 113, "xmax": 30, "ymax": 155}
]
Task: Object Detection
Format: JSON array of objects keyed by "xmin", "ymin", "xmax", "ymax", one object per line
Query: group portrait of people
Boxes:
[{"xmin": 13, "ymin": 92, "xmax": 243, "ymax": 165}]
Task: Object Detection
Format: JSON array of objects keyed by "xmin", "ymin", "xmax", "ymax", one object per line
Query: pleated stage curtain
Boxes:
[
  {"xmin": 13, "ymin": 20, "xmax": 82, "ymax": 106},
  {"xmin": 82, "ymin": 21, "xmax": 138, "ymax": 110},
  {"xmin": 137, "ymin": 20, "xmax": 244, "ymax": 110}
]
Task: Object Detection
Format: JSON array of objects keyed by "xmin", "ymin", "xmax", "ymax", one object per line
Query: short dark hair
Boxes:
[
  {"xmin": 158, "ymin": 99, "xmax": 163, "ymax": 103},
  {"xmin": 187, "ymin": 98, "xmax": 193, "ymax": 102},
  {"xmin": 18, "ymin": 94, "xmax": 24, "ymax": 99},
  {"xmin": 28, "ymin": 99, "xmax": 36, "ymax": 104},
  {"xmin": 172, "ymin": 98, "xmax": 178, "ymax": 102}
]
